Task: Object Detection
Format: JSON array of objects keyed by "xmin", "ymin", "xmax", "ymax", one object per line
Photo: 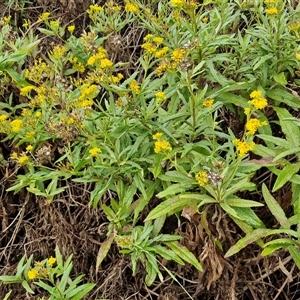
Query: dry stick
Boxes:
[
  {"xmin": 0, "ymin": 195, "xmax": 28, "ymax": 262},
  {"xmin": 273, "ymin": 263, "xmax": 295, "ymax": 300}
]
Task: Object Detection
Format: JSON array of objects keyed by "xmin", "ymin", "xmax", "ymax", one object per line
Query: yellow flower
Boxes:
[
  {"xmin": 68, "ymin": 25, "xmax": 75, "ymax": 34},
  {"xmin": 155, "ymin": 91, "xmax": 166, "ymax": 102},
  {"xmin": 129, "ymin": 80, "xmax": 140, "ymax": 94},
  {"xmin": 248, "ymin": 97, "xmax": 268, "ymax": 110},
  {"xmin": 203, "ymin": 99, "xmax": 214, "ymax": 108},
  {"xmin": 249, "ymin": 90, "xmax": 262, "ymax": 99},
  {"xmin": 265, "ymin": 7, "xmax": 278, "ymax": 15},
  {"xmin": 11, "ymin": 152, "xmax": 18, "ymax": 159},
  {"xmin": 154, "ymin": 140, "xmax": 172, "ymax": 153},
  {"xmin": 155, "ymin": 46, "xmax": 169, "ymax": 58},
  {"xmin": 26, "ymin": 145, "xmax": 33, "ymax": 152},
  {"xmin": 88, "ymin": 4, "xmax": 104, "ymax": 12},
  {"xmin": 125, "ymin": 3, "xmax": 139, "ymax": 13},
  {"xmin": 11, "ymin": 119, "xmax": 23, "ymax": 133},
  {"xmin": 152, "ymin": 132, "xmax": 163, "ymax": 140},
  {"xmin": 195, "ymin": 171, "xmax": 208, "ymax": 187},
  {"xmin": 233, "ymin": 139, "xmax": 255, "ymax": 157},
  {"xmin": 35, "ymin": 111, "xmax": 42, "ymax": 118},
  {"xmin": 288, "ymin": 21, "xmax": 300, "ymax": 32},
  {"xmin": 26, "ymin": 131, "xmax": 35, "ymax": 139},
  {"xmin": 3, "ymin": 16, "xmax": 11, "ymax": 25},
  {"xmin": 38, "ymin": 12, "xmax": 50, "ymax": 22},
  {"xmin": 170, "ymin": 0, "xmax": 185, "ymax": 7},
  {"xmin": 245, "ymin": 118, "xmax": 267, "ymax": 135},
  {"xmin": 48, "ymin": 256, "xmax": 56, "ymax": 267},
  {"xmin": 142, "ymin": 42, "xmax": 156, "ymax": 54},
  {"xmin": 0, "ymin": 114, "xmax": 7, "ymax": 122},
  {"xmin": 20, "ymin": 86, "xmax": 35, "ymax": 96},
  {"xmin": 171, "ymin": 48, "xmax": 186, "ymax": 63},
  {"xmin": 18, "ymin": 154, "xmax": 29, "ymax": 165},
  {"xmin": 22, "ymin": 19, "xmax": 31, "ymax": 28},
  {"xmin": 50, "ymin": 45, "xmax": 66, "ymax": 60},
  {"xmin": 100, "ymin": 58, "xmax": 113, "ymax": 68},
  {"xmin": 202, "ymin": 17, "xmax": 209, "ymax": 23},
  {"xmin": 153, "ymin": 37, "xmax": 164, "ymax": 45},
  {"xmin": 144, "ymin": 34, "xmax": 153, "ymax": 41},
  {"xmin": 89, "ymin": 147, "xmax": 101, "ymax": 157},
  {"xmin": 295, "ymin": 52, "xmax": 300, "ymax": 61},
  {"xmin": 28, "ymin": 269, "xmax": 38, "ymax": 280}
]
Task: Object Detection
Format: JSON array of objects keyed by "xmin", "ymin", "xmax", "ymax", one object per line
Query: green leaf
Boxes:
[
  {"xmin": 261, "ymin": 244, "xmax": 284, "ymax": 256},
  {"xmin": 288, "ymin": 245, "xmax": 300, "ymax": 270},
  {"xmin": 256, "ymin": 134, "xmax": 290, "ymax": 149},
  {"xmin": 156, "ymin": 183, "xmax": 191, "ymax": 198},
  {"xmin": 22, "ymin": 280, "xmax": 35, "ymax": 294},
  {"xmin": 273, "ymin": 148, "xmax": 300, "ymax": 162},
  {"xmin": 96, "ymin": 233, "xmax": 115, "ymax": 272},
  {"xmin": 226, "ymin": 197, "xmax": 264, "ymax": 207},
  {"xmin": 262, "ymin": 184, "xmax": 290, "ymax": 228},
  {"xmin": 158, "ymin": 171, "xmax": 194, "ymax": 183},
  {"xmin": 225, "ymin": 229, "xmax": 270, "ymax": 257},
  {"xmin": 6, "ymin": 68, "xmax": 30, "ymax": 86},
  {"xmin": 3, "ymin": 290, "xmax": 12, "ymax": 300},
  {"xmin": 166, "ymin": 241, "xmax": 203, "ymax": 271},
  {"xmin": 220, "ymin": 202, "xmax": 244, "ymax": 220},
  {"xmin": 267, "ymin": 88, "xmax": 300, "ymax": 109},
  {"xmin": 145, "ymin": 196, "xmax": 197, "ymax": 221},
  {"xmin": 274, "ymin": 107, "xmax": 300, "ymax": 147},
  {"xmin": 150, "ymin": 245, "xmax": 184, "ymax": 265},
  {"xmin": 67, "ymin": 283, "xmax": 96, "ymax": 300},
  {"xmin": 273, "ymin": 72, "xmax": 287, "ymax": 85},
  {"xmin": 272, "ymin": 162, "xmax": 300, "ymax": 192}
]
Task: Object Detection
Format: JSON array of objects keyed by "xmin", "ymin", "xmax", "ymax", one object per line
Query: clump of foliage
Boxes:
[{"xmin": 1, "ymin": 0, "xmax": 300, "ymax": 298}]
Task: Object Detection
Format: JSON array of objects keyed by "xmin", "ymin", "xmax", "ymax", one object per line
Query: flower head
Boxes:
[
  {"xmin": 155, "ymin": 91, "xmax": 166, "ymax": 102},
  {"xmin": 248, "ymin": 97, "xmax": 268, "ymax": 110},
  {"xmin": 129, "ymin": 80, "xmax": 140, "ymax": 94},
  {"xmin": 11, "ymin": 119, "xmax": 23, "ymax": 133},
  {"xmin": 245, "ymin": 118, "xmax": 267, "ymax": 135},
  {"xmin": 203, "ymin": 99, "xmax": 214, "ymax": 108},
  {"xmin": 154, "ymin": 140, "xmax": 172, "ymax": 153},
  {"xmin": 68, "ymin": 25, "xmax": 75, "ymax": 34},
  {"xmin": 125, "ymin": 3, "xmax": 139, "ymax": 13},
  {"xmin": 265, "ymin": 7, "xmax": 278, "ymax": 15},
  {"xmin": 195, "ymin": 171, "xmax": 208, "ymax": 187},
  {"xmin": 233, "ymin": 139, "xmax": 255, "ymax": 157},
  {"xmin": 28, "ymin": 269, "xmax": 38, "ymax": 280},
  {"xmin": 152, "ymin": 132, "xmax": 163, "ymax": 140},
  {"xmin": 48, "ymin": 256, "xmax": 56, "ymax": 267},
  {"xmin": 89, "ymin": 147, "xmax": 101, "ymax": 157}
]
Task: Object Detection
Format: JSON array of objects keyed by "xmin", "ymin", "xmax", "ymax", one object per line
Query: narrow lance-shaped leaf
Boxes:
[
  {"xmin": 166, "ymin": 241, "xmax": 203, "ymax": 271},
  {"xmin": 262, "ymin": 184, "xmax": 290, "ymax": 228},
  {"xmin": 272, "ymin": 162, "xmax": 300, "ymax": 192},
  {"xmin": 225, "ymin": 229, "xmax": 270, "ymax": 257}
]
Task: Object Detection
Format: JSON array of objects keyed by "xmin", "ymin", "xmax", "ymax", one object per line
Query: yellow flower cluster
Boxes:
[
  {"xmin": 129, "ymin": 79, "xmax": 140, "ymax": 95},
  {"xmin": 170, "ymin": 0, "xmax": 197, "ymax": 10},
  {"xmin": 248, "ymin": 90, "xmax": 268, "ymax": 110},
  {"xmin": 125, "ymin": 2, "xmax": 139, "ymax": 13},
  {"xmin": 11, "ymin": 152, "xmax": 30, "ymax": 166},
  {"xmin": 264, "ymin": 0, "xmax": 278, "ymax": 15},
  {"xmin": 69, "ymin": 57, "xmax": 85, "ymax": 73},
  {"xmin": 155, "ymin": 91, "xmax": 166, "ymax": 103},
  {"xmin": 87, "ymin": 47, "xmax": 113, "ymax": 69},
  {"xmin": 233, "ymin": 139, "xmax": 255, "ymax": 157},
  {"xmin": 203, "ymin": 99, "xmax": 214, "ymax": 109},
  {"xmin": 20, "ymin": 86, "xmax": 35, "ymax": 96},
  {"xmin": 77, "ymin": 84, "xmax": 99, "ymax": 107},
  {"xmin": 38, "ymin": 12, "xmax": 50, "ymax": 22},
  {"xmin": 24, "ymin": 58, "xmax": 53, "ymax": 84},
  {"xmin": 50, "ymin": 45, "xmax": 67, "ymax": 60},
  {"xmin": 265, "ymin": 7, "xmax": 278, "ymax": 15},
  {"xmin": 245, "ymin": 118, "xmax": 267, "ymax": 135},
  {"xmin": 195, "ymin": 171, "xmax": 208, "ymax": 187},
  {"xmin": 153, "ymin": 132, "xmax": 172, "ymax": 154},
  {"xmin": 28, "ymin": 269, "xmax": 38, "ymax": 280},
  {"xmin": 89, "ymin": 147, "xmax": 101, "ymax": 157},
  {"xmin": 47, "ymin": 256, "xmax": 56, "ymax": 266},
  {"xmin": 142, "ymin": 34, "xmax": 168, "ymax": 58},
  {"xmin": 155, "ymin": 48, "xmax": 188, "ymax": 75},
  {"xmin": 68, "ymin": 25, "xmax": 75, "ymax": 34},
  {"xmin": 11, "ymin": 119, "xmax": 23, "ymax": 132}
]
